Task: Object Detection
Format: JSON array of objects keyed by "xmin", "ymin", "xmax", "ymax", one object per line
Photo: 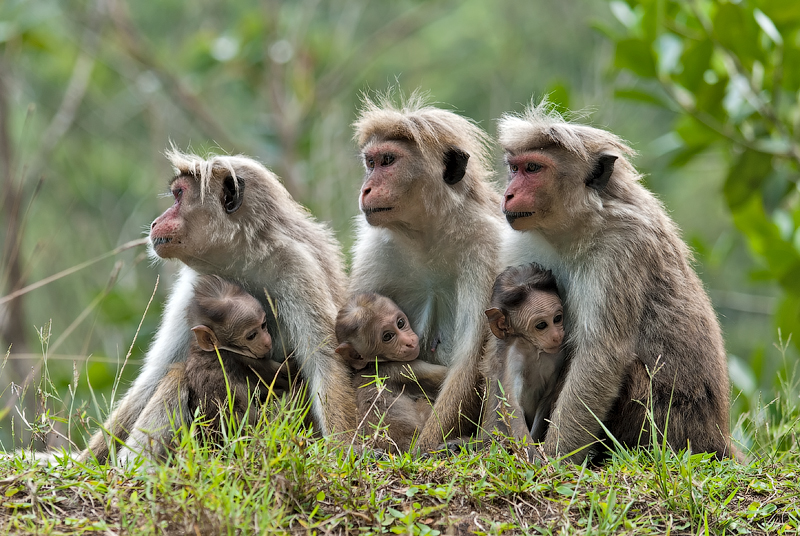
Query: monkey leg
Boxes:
[
  {"xmin": 602, "ymin": 362, "xmax": 732, "ymax": 460},
  {"xmin": 80, "ymin": 267, "xmax": 197, "ymax": 463},
  {"xmin": 116, "ymin": 366, "xmax": 190, "ymax": 465}
]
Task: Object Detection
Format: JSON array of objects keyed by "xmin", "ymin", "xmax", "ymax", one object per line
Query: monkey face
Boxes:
[
  {"xmin": 375, "ymin": 309, "xmax": 420, "ymax": 362},
  {"xmin": 150, "ymin": 175, "xmax": 195, "ymax": 260},
  {"xmin": 192, "ymin": 286, "xmax": 273, "ymax": 360},
  {"xmin": 150, "ymin": 167, "xmax": 250, "ymax": 269},
  {"xmin": 501, "ymin": 151, "xmax": 559, "ymax": 231},
  {"xmin": 236, "ymin": 310, "xmax": 273, "ymax": 359},
  {"xmin": 359, "ymin": 140, "xmax": 428, "ymax": 228},
  {"xmin": 513, "ymin": 292, "xmax": 564, "ymax": 355}
]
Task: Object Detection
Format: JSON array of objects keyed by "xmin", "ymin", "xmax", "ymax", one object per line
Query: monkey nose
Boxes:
[{"xmin": 361, "ymin": 186, "xmax": 371, "ymax": 199}]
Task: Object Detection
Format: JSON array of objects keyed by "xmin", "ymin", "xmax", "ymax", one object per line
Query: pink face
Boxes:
[
  {"xmin": 360, "ymin": 141, "xmax": 404, "ymax": 223},
  {"xmin": 150, "ymin": 176, "xmax": 194, "ymax": 260},
  {"xmin": 359, "ymin": 140, "xmax": 425, "ymax": 227},
  {"xmin": 502, "ymin": 151, "xmax": 556, "ymax": 231}
]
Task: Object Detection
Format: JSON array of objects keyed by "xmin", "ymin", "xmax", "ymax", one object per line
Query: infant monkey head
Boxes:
[
  {"xmin": 189, "ymin": 275, "xmax": 272, "ymax": 359},
  {"xmin": 335, "ymin": 292, "xmax": 420, "ymax": 370},
  {"xmin": 486, "ymin": 263, "xmax": 564, "ymax": 354}
]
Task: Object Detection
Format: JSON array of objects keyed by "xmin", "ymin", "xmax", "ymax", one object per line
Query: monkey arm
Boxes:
[
  {"xmin": 543, "ymin": 261, "xmax": 640, "ymax": 463},
  {"xmin": 81, "ymin": 267, "xmax": 197, "ymax": 463},
  {"xmin": 502, "ymin": 347, "xmax": 536, "ymax": 444},
  {"xmin": 480, "ymin": 338, "xmax": 534, "ymax": 444},
  {"xmin": 269, "ymin": 267, "xmax": 357, "ymax": 438},
  {"xmin": 415, "ymin": 274, "xmax": 489, "ymax": 451},
  {"xmin": 375, "ymin": 360, "xmax": 449, "ymax": 395},
  {"xmin": 479, "ymin": 338, "xmax": 511, "ymax": 438},
  {"xmin": 543, "ymin": 345, "xmax": 630, "ymax": 462}
]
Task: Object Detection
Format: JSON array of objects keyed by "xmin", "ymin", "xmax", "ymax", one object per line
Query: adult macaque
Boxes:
[
  {"xmin": 349, "ymin": 93, "xmax": 507, "ymax": 450},
  {"xmin": 184, "ymin": 275, "xmax": 292, "ymax": 442},
  {"xmin": 483, "ymin": 263, "xmax": 566, "ymax": 445},
  {"xmin": 335, "ymin": 292, "xmax": 449, "ymax": 453},
  {"xmin": 81, "ymin": 150, "xmax": 354, "ymax": 463},
  {"xmin": 497, "ymin": 101, "xmax": 733, "ymax": 462}
]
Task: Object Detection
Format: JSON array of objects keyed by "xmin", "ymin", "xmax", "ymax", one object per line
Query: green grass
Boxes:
[
  {"xmin": 2, "ymin": 334, "xmax": 800, "ymax": 534},
  {"xmin": 1, "ymin": 392, "xmax": 799, "ymax": 535}
]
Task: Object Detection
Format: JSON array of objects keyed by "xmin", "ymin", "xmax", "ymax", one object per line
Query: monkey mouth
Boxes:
[
  {"xmin": 503, "ymin": 211, "xmax": 534, "ymax": 224},
  {"xmin": 363, "ymin": 207, "xmax": 393, "ymax": 216},
  {"xmin": 151, "ymin": 237, "xmax": 173, "ymax": 247}
]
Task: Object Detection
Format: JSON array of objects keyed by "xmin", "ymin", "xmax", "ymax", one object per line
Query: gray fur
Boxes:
[
  {"xmin": 498, "ymin": 101, "xmax": 733, "ymax": 462},
  {"xmin": 82, "ymin": 152, "xmax": 353, "ymax": 463}
]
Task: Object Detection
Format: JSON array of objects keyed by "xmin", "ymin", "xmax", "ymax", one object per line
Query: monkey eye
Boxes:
[
  {"xmin": 535, "ymin": 321, "xmax": 548, "ymax": 330},
  {"xmin": 553, "ymin": 314, "xmax": 563, "ymax": 325},
  {"xmin": 246, "ymin": 331, "xmax": 258, "ymax": 341},
  {"xmin": 526, "ymin": 162, "xmax": 542, "ymax": 173},
  {"xmin": 382, "ymin": 331, "xmax": 395, "ymax": 343},
  {"xmin": 397, "ymin": 317, "xmax": 405, "ymax": 329},
  {"xmin": 381, "ymin": 154, "xmax": 395, "ymax": 166},
  {"xmin": 509, "ymin": 164, "xmax": 519, "ymax": 173},
  {"xmin": 366, "ymin": 157, "xmax": 375, "ymax": 169},
  {"xmin": 172, "ymin": 187, "xmax": 183, "ymax": 201}
]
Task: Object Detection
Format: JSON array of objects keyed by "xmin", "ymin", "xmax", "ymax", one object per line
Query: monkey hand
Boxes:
[
  {"xmin": 253, "ymin": 358, "xmax": 298, "ymax": 399},
  {"xmin": 520, "ymin": 443, "xmax": 546, "ymax": 465}
]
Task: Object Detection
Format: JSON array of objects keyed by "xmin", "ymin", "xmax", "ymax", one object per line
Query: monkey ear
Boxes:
[
  {"xmin": 442, "ymin": 147, "xmax": 470, "ymax": 185},
  {"xmin": 586, "ymin": 154, "xmax": 618, "ymax": 192},
  {"xmin": 191, "ymin": 325, "xmax": 219, "ymax": 352},
  {"xmin": 485, "ymin": 307, "xmax": 509, "ymax": 339},
  {"xmin": 335, "ymin": 342, "xmax": 368, "ymax": 370},
  {"xmin": 222, "ymin": 175, "xmax": 245, "ymax": 214}
]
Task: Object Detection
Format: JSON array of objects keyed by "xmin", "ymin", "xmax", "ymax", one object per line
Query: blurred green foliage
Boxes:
[{"xmin": 0, "ymin": 0, "xmax": 795, "ymax": 449}]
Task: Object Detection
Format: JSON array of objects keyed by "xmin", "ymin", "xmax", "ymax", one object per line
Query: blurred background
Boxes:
[{"xmin": 1, "ymin": 0, "xmax": 798, "ymax": 452}]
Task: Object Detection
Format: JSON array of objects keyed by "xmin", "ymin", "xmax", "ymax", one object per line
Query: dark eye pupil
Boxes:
[
  {"xmin": 383, "ymin": 332, "xmax": 393, "ymax": 342},
  {"xmin": 535, "ymin": 322, "xmax": 547, "ymax": 330},
  {"xmin": 554, "ymin": 315, "xmax": 562, "ymax": 324},
  {"xmin": 397, "ymin": 318, "xmax": 405, "ymax": 328},
  {"xmin": 247, "ymin": 332, "xmax": 256, "ymax": 341},
  {"xmin": 382, "ymin": 154, "xmax": 394, "ymax": 166}
]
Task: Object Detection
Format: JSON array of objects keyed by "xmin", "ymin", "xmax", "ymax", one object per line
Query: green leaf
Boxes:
[
  {"xmin": 694, "ymin": 78, "xmax": 729, "ymax": 121},
  {"xmin": 731, "ymin": 197, "xmax": 800, "ymax": 284},
  {"xmin": 723, "ymin": 150, "xmax": 773, "ymax": 209},
  {"xmin": 712, "ymin": 3, "xmax": 761, "ymax": 67},
  {"xmin": 676, "ymin": 39, "xmax": 713, "ymax": 93},
  {"xmin": 673, "ymin": 115, "xmax": 718, "ymax": 149},
  {"xmin": 759, "ymin": 0, "xmax": 800, "ymax": 28},
  {"xmin": 753, "ymin": 9, "xmax": 783, "ymax": 46},
  {"xmin": 614, "ymin": 87, "xmax": 669, "ymax": 108},
  {"xmin": 614, "ymin": 38, "xmax": 657, "ymax": 78}
]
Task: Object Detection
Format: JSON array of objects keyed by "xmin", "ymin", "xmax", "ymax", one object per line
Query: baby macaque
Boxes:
[
  {"xmin": 335, "ymin": 293, "xmax": 449, "ymax": 453},
  {"xmin": 484, "ymin": 263, "xmax": 566, "ymax": 444},
  {"xmin": 185, "ymin": 275, "xmax": 293, "ymax": 441}
]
